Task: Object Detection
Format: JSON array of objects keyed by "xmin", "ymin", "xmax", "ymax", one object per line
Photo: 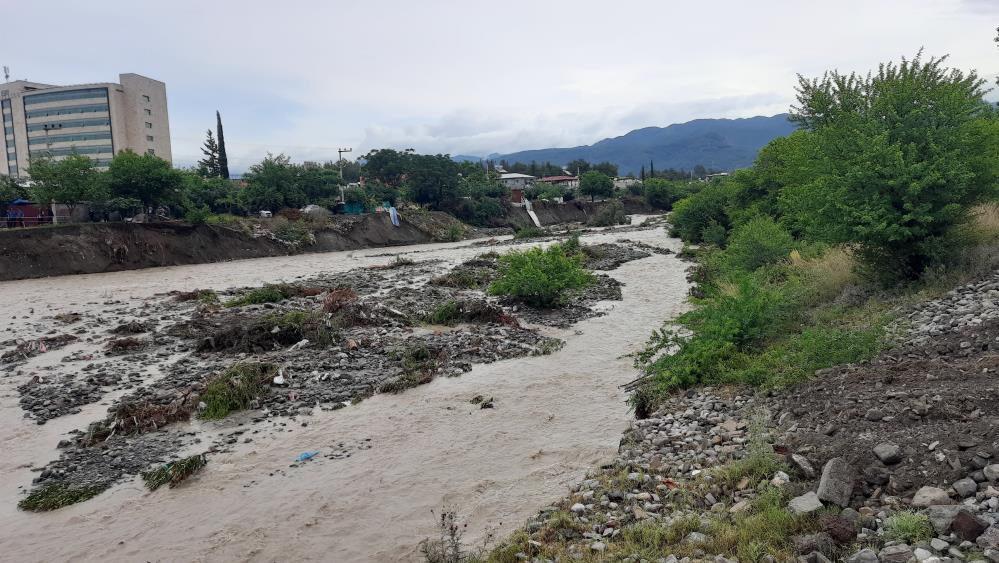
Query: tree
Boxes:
[
  {"xmin": 578, "ymin": 171, "xmax": 614, "ymax": 202},
  {"xmin": 0, "ymin": 175, "xmax": 28, "ymax": 203},
  {"xmin": 592, "ymin": 161, "xmax": 619, "ymax": 177},
  {"xmin": 106, "ymin": 150, "xmax": 185, "ymax": 208},
  {"xmin": 649, "ymin": 160, "xmax": 655, "ymax": 178},
  {"xmin": 240, "ymin": 153, "xmax": 302, "ymax": 211},
  {"xmin": 27, "ymin": 155, "xmax": 108, "ymax": 216},
  {"xmin": 566, "ymin": 159, "xmax": 590, "ymax": 175},
  {"xmin": 216, "ymin": 111, "xmax": 230, "ymax": 180},
  {"xmin": 363, "ymin": 148, "xmax": 414, "ymax": 186},
  {"xmin": 197, "ymin": 129, "xmax": 220, "ymax": 178},
  {"xmin": 785, "ymin": 51, "xmax": 999, "ymax": 279},
  {"xmin": 640, "ymin": 165, "xmax": 646, "ymax": 181},
  {"xmin": 406, "ymin": 154, "xmax": 460, "ymax": 208}
]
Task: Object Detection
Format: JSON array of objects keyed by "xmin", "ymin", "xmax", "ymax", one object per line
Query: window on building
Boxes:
[
  {"xmin": 146, "ymin": 135, "xmax": 154, "ymax": 142},
  {"xmin": 145, "ymin": 122, "xmax": 152, "ymax": 128},
  {"xmin": 146, "ymin": 148, "xmax": 155, "ymax": 156},
  {"xmin": 144, "ymin": 108, "xmax": 152, "ymax": 115},
  {"xmin": 142, "ymin": 95, "xmax": 150, "ymax": 102}
]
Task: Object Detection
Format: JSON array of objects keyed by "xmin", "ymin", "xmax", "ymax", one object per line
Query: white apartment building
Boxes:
[{"xmin": 1, "ymin": 73, "xmax": 171, "ymax": 179}]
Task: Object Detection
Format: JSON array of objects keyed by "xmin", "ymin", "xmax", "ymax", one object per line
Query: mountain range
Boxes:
[{"xmin": 456, "ymin": 114, "xmax": 797, "ymax": 175}]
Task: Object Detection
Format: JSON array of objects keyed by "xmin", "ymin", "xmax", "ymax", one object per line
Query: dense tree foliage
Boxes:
[
  {"xmin": 27, "ymin": 155, "xmax": 109, "ymax": 214},
  {"xmin": 105, "ymin": 150, "xmax": 185, "ymax": 208},
  {"xmin": 579, "ymin": 171, "xmax": 614, "ymax": 201}
]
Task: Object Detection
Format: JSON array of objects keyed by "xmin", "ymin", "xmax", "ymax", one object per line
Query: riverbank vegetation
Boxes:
[{"xmin": 633, "ymin": 51, "xmax": 999, "ymax": 412}]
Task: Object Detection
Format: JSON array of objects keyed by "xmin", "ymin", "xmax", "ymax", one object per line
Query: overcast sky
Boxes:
[{"xmin": 5, "ymin": 0, "xmax": 998, "ymax": 172}]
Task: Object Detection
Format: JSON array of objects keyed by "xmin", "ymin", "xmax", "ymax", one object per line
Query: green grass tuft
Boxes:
[
  {"xmin": 883, "ymin": 511, "xmax": 934, "ymax": 543},
  {"xmin": 18, "ymin": 483, "xmax": 107, "ymax": 511},
  {"xmin": 225, "ymin": 284, "xmax": 291, "ymax": 307},
  {"xmin": 141, "ymin": 454, "xmax": 208, "ymax": 490},
  {"xmin": 199, "ymin": 363, "xmax": 277, "ymax": 420}
]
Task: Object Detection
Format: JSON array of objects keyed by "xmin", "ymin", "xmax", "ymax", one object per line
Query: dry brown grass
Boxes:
[
  {"xmin": 323, "ymin": 288, "xmax": 359, "ymax": 313},
  {"xmin": 791, "ymin": 246, "xmax": 858, "ymax": 303}
]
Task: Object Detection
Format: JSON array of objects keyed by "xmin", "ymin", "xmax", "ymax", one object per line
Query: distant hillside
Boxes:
[{"xmin": 487, "ymin": 114, "xmax": 797, "ymax": 174}]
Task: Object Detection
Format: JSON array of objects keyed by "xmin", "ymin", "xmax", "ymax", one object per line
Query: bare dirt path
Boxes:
[{"xmin": 0, "ymin": 221, "xmax": 689, "ymax": 562}]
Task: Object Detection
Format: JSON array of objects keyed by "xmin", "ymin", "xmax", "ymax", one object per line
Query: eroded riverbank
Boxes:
[{"xmin": 0, "ymin": 219, "xmax": 689, "ymax": 561}]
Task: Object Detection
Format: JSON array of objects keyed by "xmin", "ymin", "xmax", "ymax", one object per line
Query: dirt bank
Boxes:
[
  {"xmin": 0, "ymin": 214, "xmax": 438, "ymax": 282},
  {"xmin": 505, "ymin": 199, "xmax": 654, "ymax": 228},
  {"xmin": 0, "ymin": 203, "xmax": 647, "ymax": 282}
]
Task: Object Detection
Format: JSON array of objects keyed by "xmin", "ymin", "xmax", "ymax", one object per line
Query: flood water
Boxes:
[{"xmin": 0, "ymin": 220, "xmax": 689, "ymax": 562}]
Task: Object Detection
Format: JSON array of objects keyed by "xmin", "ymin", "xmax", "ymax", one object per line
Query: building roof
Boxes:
[
  {"xmin": 539, "ymin": 175, "xmax": 577, "ymax": 182},
  {"xmin": 500, "ymin": 173, "xmax": 535, "ymax": 179}
]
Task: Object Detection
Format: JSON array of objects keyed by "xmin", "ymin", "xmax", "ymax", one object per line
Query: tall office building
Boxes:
[{"xmin": 1, "ymin": 73, "xmax": 171, "ymax": 179}]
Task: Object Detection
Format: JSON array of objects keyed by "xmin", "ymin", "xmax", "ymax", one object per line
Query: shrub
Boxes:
[
  {"xmin": 225, "ymin": 284, "xmax": 290, "ymax": 307},
  {"xmin": 184, "ymin": 206, "xmax": 213, "ymax": 225},
  {"xmin": 721, "ymin": 216, "xmax": 794, "ymax": 273},
  {"xmin": 323, "ymin": 288, "xmax": 358, "ymax": 313},
  {"xmin": 643, "ymin": 178, "xmax": 690, "ymax": 210},
  {"xmin": 513, "ymin": 226, "xmax": 546, "ymax": 239},
  {"xmin": 425, "ymin": 300, "xmax": 461, "ymax": 325},
  {"xmin": 343, "ymin": 186, "xmax": 367, "ymax": 205},
  {"xmin": 670, "ymin": 181, "xmax": 735, "ymax": 243},
  {"xmin": 199, "ymin": 363, "xmax": 278, "ymax": 420},
  {"xmin": 587, "ymin": 200, "xmax": 628, "ymax": 227},
  {"xmin": 439, "ymin": 223, "xmax": 466, "ymax": 242},
  {"xmin": 488, "ymin": 244, "xmax": 595, "ymax": 308}
]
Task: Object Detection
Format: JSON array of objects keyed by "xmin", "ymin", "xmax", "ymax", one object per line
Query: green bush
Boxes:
[
  {"xmin": 184, "ymin": 206, "xmax": 214, "ymax": 225},
  {"xmin": 721, "ymin": 216, "xmax": 794, "ymax": 273},
  {"xmin": 883, "ymin": 511, "xmax": 934, "ymax": 543},
  {"xmin": 488, "ymin": 244, "xmax": 595, "ymax": 308},
  {"xmin": 199, "ymin": 363, "xmax": 278, "ymax": 420},
  {"xmin": 644, "ymin": 179, "xmax": 691, "ymax": 210},
  {"xmin": 225, "ymin": 284, "xmax": 291, "ymax": 307},
  {"xmin": 588, "ymin": 200, "xmax": 629, "ymax": 226},
  {"xmin": 670, "ymin": 181, "xmax": 735, "ymax": 243},
  {"xmin": 513, "ymin": 226, "xmax": 546, "ymax": 239}
]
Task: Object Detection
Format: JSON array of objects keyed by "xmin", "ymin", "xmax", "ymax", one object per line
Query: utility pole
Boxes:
[{"xmin": 337, "ymin": 147, "xmax": 352, "ymax": 181}]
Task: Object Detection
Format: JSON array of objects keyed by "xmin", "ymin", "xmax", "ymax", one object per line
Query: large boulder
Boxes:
[
  {"xmin": 927, "ymin": 505, "xmax": 964, "ymax": 534},
  {"xmin": 845, "ymin": 548, "xmax": 879, "ymax": 563},
  {"xmin": 953, "ymin": 510, "xmax": 989, "ymax": 541},
  {"xmin": 817, "ymin": 457, "xmax": 855, "ymax": 507},
  {"xmin": 912, "ymin": 486, "xmax": 954, "ymax": 507},
  {"xmin": 873, "ymin": 442, "xmax": 903, "ymax": 464}
]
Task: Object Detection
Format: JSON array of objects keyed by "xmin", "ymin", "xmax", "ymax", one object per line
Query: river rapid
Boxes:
[{"xmin": 0, "ymin": 220, "xmax": 689, "ymax": 562}]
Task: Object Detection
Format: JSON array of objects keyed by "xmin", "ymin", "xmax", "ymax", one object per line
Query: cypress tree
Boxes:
[
  {"xmin": 640, "ymin": 165, "xmax": 645, "ymax": 181},
  {"xmin": 216, "ymin": 110, "xmax": 230, "ymax": 180},
  {"xmin": 650, "ymin": 160, "xmax": 655, "ymax": 178}
]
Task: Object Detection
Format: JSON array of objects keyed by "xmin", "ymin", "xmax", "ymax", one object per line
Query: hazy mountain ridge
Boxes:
[{"xmin": 462, "ymin": 114, "xmax": 797, "ymax": 174}]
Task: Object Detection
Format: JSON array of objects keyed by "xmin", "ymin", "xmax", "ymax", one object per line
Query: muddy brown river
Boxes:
[{"xmin": 0, "ymin": 220, "xmax": 689, "ymax": 561}]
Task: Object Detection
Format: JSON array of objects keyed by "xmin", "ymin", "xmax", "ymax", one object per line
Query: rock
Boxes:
[
  {"xmin": 879, "ymin": 544, "xmax": 914, "ymax": 563},
  {"xmin": 984, "ymin": 547, "xmax": 999, "ymax": 563},
  {"xmin": 817, "ymin": 457, "xmax": 855, "ymax": 507},
  {"xmin": 792, "ymin": 454, "xmax": 816, "ymax": 478},
  {"xmin": 570, "ymin": 503, "xmax": 586, "ymax": 513},
  {"xmin": 953, "ymin": 510, "xmax": 989, "ymax": 541},
  {"xmin": 913, "ymin": 547, "xmax": 934, "ymax": 561},
  {"xmin": 771, "ymin": 471, "xmax": 790, "ymax": 487},
  {"xmin": 590, "ymin": 541, "xmax": 605, "ymax": 552},
  {"xmin": 874, "ymin": 442, "xmax": 903, "ymax": 464},
  {"xmin": 845, "ymin": 548, "xmax": 880, "ymax": 563},
  {"xmin": 930, "ymin": 538, "xmax": 950, "ymax": 552},
  {"xmin": 864, "ymin": 409, "xmax": 884, "ymax": 421},
  {"xmin": 803, "ymin": 552, "xmax": 833, "ymax": 563},
  {"xmin": 978, "ymin": 525, "xmax": 999, "ymax": 550},
  {"xmin": 684, "ymin": 531, "xmax": 707, "ymax": 545},
  {"xmin": 985, "ymin": 464, "xmax": 999, "ymax": 482},
  {"xmin": 928, "ymin": 505, "xmax": 964, "ymax": 534},
  {"xmin": 820, "ymin": 514, "xmax": 857, "ymax": 544},
  {"xmin": 789, "ymin": 492, "xmax": 824, "ymax": 515},
  {"xmin": 792, "ymin": 533, "xmax": 834, "ymax": 555},
  {"xmin": 954, "ymin": 477, "xmax": 979, "ymax": 498},
  {"xmin": 912, "ymin": 486, "xmax": 954, "ymax": 507}
]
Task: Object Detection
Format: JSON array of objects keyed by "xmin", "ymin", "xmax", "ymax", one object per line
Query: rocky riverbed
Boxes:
[{"xmin": 4, "ymin": 236, "xmax": 663, "ymax": 513}]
